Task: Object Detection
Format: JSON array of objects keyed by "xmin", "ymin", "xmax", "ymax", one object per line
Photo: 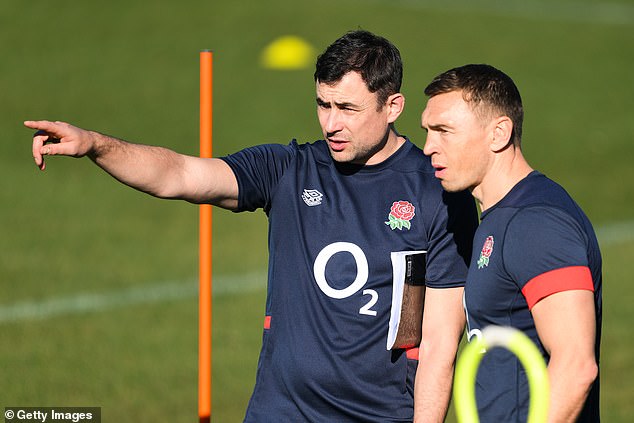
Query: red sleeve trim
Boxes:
[
  {"xmin": 522, "ymin": 266, "xmax": 594, "ymax": 310},
  {"xmin": 263, "ymin": 315, "xmax": 271, "ymax": 330},
  {"xmin": 405, "ymin": 347, "xmax": 419, "ymax": 360}
]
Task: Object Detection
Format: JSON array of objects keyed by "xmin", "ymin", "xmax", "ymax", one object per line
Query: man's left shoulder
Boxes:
[{"xmin": 398, "ymin": 140, "xmax": 435, "ymax": 173}]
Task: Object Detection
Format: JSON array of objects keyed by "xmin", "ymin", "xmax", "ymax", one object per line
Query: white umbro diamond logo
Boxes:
[{"xmin": 302, "ymin": 189, "xmax": 323, "ymax": 206}]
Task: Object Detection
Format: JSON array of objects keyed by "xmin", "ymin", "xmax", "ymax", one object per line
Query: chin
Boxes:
[
  {"xmin": 329, "ymin": 150, "xmax": 354, "ymax": 163},
  {"xmin": 440, "ymin": 180, "xmax": 465, "ymax": 193}
]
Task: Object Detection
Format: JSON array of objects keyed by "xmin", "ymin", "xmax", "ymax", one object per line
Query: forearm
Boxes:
[
  {"xmin": 413, "ymin": 287, "xmax": 464, "ymax": 422},
  {"xmin": 87, "ymin": 131, "xmax": 187, "ymax": 198},
  {"xmin": 546, "ymin": 355, "xmax": 597, "ymax": 423},
  {"xmin": 413, "ymin": 351, "xmax": 455, "ymax": 423}
]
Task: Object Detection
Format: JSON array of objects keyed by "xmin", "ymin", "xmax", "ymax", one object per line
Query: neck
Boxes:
[
  {"xmin": 472, "ymin": 146, "xmax": 533, "ymax": 211},
  {"xmin": 364, "ymin": 126, "xmax": 405, "ymax": 165}
]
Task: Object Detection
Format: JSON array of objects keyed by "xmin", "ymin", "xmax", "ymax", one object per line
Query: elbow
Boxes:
[
  {"xmin": 143, "ymin": 185, "xmax": 178, "ymax": 200},
  {"xmin": 418, "ymin": 334, "xmax": 461, "ymax": 369},
  {"xmin": 579, "ymin": 359, "xmax": 599, "ymax": 390},
  {"xmin": 558, "ymin": 355, "xmax": 598, "ymax": 394},
  {"xmin": 549, "ymin": 352, "xmax": 598, "ymax": 393}
]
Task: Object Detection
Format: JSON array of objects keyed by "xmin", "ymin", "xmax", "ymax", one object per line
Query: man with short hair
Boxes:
[
  {"xmin": 26, "ymin": 31, "xmax": 477, "ymax": 422},
  {"xmin": 421, "ymin": 64, "xmax": 601, "ymax": 422}
]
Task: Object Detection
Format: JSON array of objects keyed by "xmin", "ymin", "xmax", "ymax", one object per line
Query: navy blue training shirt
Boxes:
[
  {"xmin": 464, "ymin": 171, "xmax": 602, "ymax": 422},
  {"xmin": 222, "ymin": 138, "xmax": 477, "ymax": 422}
]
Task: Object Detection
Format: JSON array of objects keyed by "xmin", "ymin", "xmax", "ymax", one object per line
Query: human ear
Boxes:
[
  {"xmin": 490, "ymin": 116, "xmax": 513, "ymax": 152},
  {"xmin": 386, "ymin": 93, "xmax": 405, "ymax": 123}
]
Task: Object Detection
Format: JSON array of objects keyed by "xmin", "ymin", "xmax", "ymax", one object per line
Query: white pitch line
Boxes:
[
  {"xmin": 366, "ymin": 0, "xmax": 634, "ymax": 26},
  {"xmin": 0, "ymin": 280, "xmax": 197, "ymax": 324},
  {"xmin": 0, "ymin": 221, "xmax": 632, "ymax": 324},
  {"xmin": 595, "ymin": 220, "xmax": 634, "ymax": 247},
  {"xmin": 0, "ymin": 272, "xmax": 267, "ymax": 324}
]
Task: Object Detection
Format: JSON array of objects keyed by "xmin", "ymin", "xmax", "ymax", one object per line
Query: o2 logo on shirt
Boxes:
[{"xmin": 313, "ymin": 242, "xmax": 378, "ymax": 316}]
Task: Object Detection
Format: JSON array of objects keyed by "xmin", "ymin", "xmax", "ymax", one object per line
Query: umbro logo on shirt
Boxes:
[{"xmin": 302, "ymin": 189, "xmax": 324, "ymax": 206}]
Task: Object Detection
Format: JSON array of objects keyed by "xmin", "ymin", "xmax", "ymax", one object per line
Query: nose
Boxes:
[
  {"xmin": 422, "ymin": 131, "xmax": 437, "ymax": 156},
  {"xmin": 323, "ymin": 108, "xmax": 344, "ymax": 135}
]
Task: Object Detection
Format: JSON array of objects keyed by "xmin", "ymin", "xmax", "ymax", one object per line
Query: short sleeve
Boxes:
[
  {"xmin": 220, "ymin": 142, "xmax": 296, "ymax": 212},
  {"xmin": 504, "ymin": 206, "xmax": 593, "ymax": 308},
  {"xmin": 425, "ymin": 189, "xmax": 479, "ymax": 288}
]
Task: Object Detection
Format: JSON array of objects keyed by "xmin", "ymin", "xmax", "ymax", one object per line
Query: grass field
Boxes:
[{"xmin": 2, "ymin": 0, "xmax": 633, "ymax": 421}]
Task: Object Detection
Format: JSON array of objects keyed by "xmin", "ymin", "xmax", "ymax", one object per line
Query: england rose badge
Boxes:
[
  {"xmin": 385, "ymin": 200, "xmax": 415, "ymax": 230},
  {"xmin": 477, "ymin": 236, "xmax": 494, "ymax": 268}
]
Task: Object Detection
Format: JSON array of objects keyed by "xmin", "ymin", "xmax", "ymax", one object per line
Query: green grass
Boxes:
[
  {"xmin": 599, "ymin": 240, "xmax": 634, "ymax": 421},
  {"xmin": 1, "ymin": 0, "xmax": 633, "ymax": 421}
]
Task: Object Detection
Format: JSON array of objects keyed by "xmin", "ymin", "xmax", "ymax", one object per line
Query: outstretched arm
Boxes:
[
  {"xmin": 25, "ymin": 120, "xmax": 239, "ymax": 209},
  {"xmin": 414, "ymin": 286, "xmax": 465, "ymax": 423}
]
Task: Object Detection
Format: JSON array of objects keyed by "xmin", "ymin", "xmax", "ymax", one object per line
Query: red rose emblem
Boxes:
[
  {"xmin": 385, "ymin": 201, "xmax": 415, "ymax": 230},
  {"xmin": 481, "ymin": 236, "xmax": 494, "ymax": 258},
  {"xmin": 477, "ymin": 235, "xmax": 494, "ymax": 268},
  {"xmin": 390, "ymin": 201, "xmax": 415, "ymax": 221}
]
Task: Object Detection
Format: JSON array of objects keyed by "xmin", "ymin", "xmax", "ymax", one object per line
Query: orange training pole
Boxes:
[{"xmin": 199, "ymin": 50, "xmax": 213, "ymax": 423}]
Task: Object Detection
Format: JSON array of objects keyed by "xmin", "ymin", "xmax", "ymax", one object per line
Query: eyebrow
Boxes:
[
  {"xmin": 425, "ymin": 123, "xmax": 451, "ymax": 132},
  {"xmin": 316, "ymin": 97, "xmax": 360, "ymax": 110}
]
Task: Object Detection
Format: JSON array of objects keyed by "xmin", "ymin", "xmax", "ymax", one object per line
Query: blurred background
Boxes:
[{"xmin": 1, "ymin": 0, "xmax": 633, "ymax": 421}]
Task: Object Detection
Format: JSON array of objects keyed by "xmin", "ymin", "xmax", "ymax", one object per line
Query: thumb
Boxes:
[{"xmin": 40, "ymin": 139, "xmax": 77, "ymax": 157}]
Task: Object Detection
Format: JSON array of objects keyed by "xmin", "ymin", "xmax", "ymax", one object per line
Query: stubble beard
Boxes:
[{"xmin": 329, "ymin": 130, "xmax": 391, "ymax": 166}]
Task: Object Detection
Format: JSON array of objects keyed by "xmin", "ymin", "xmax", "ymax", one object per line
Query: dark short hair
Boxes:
[
  {"xmin": 424, "ymin": 64, "xmax": 524, "ymax": 145},
  {"xmin": 314, "ymin": 30, "xmax": 403, "ymax": 109}
]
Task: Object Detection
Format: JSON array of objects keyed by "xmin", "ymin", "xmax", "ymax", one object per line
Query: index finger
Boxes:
[
  {"xmin": 26, "ymin": 121, "xmax": 58, "ymax": 171},
  {"xmin": 24, "ymin": 120, "xmax": 58, "ymax": 134}
]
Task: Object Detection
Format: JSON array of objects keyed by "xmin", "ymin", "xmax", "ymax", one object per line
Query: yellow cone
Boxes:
[{"xmin": 261, "ymin": 35, "xmax": 315, "ymax": 70}]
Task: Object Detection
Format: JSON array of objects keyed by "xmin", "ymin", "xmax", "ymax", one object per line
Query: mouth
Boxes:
[
  {"xmin": 432, "ymin": 164, "xmax": 446, "ymax": 178},
  {"xmin": 328, "ymin": 139, "xmax": 348, "ymax": 152}
]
